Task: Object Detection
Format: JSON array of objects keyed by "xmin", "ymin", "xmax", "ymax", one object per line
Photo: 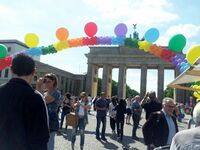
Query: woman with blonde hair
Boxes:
[{"xmin": 36, "ymin": 73, "xmax": 61, "ymax": 150}]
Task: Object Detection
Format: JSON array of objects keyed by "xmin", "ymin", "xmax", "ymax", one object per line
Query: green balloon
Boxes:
[
  {"xmin": 168, "ymin": 34, "xmax": 186, "ymax": 52},
  {"xmin": 0, "ymin": 44, "xmax": 8, "ymax": 59}
]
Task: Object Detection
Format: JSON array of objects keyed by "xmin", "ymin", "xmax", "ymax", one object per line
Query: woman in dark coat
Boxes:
[{"xmin": 115, "ymin": 99, "xmax": 127, "ymax": 142}]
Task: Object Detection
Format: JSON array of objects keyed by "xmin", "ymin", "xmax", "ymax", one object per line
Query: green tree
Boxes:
[
  {"xmin": 97, "ymin": 78, "xmax": 139, "ymax": 98},
  {"xmin": 126, "ymin": 85, "xmax": 139, "ymax": 98},
  {"xmin": 111, "ymin": 80, "xmax": 118, "ymax": 96},
  {"xmin": 163, "ymin": 87, "xmax": 174, "ymax": 98}
]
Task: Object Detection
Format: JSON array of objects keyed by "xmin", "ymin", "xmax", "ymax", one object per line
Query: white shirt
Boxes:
[
  {"xmin": 78, "ymin": 102, "xmax": 85, "ymax": 116},
  {"xmin": 162, "ymin": 109, "xmax": 176, "ymax": 145}
]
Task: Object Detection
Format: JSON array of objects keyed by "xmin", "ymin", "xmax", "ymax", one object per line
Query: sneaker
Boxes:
[
  {"xmin": 132, "ymin": 136, "xmax": 139, "ymax": 140},
  {"xmin": 80, "ymin": 146, "xmax": 83, "ymax": 150},
  {"xmin": 101, "ymin": 137, "xmax": 107, "ymax": 141},
  {"xmin": 96, "ymin": 137, "xmax": 101, "ymax": 141}
]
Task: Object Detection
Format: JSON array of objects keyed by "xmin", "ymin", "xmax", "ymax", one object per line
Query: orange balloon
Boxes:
[{"xmin": 56, "ymin": 27, "xmax": 69, "ymax": 41}]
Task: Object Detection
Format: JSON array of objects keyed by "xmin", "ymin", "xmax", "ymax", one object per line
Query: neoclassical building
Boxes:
[
  {"xmin": 0, "ymin": 40, "xmax": 86, "ymax": 96},
  {"xmin": 85, "ymin": 46, "xmax": 187, "ymax": 101}
]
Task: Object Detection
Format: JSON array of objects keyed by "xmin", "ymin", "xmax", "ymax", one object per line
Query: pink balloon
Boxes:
[{"xmin": 84, "ymin": 22, "xmax": 98, "ymax": 37}]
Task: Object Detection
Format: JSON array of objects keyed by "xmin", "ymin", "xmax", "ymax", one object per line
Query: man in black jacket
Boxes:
[
  {"xmin": 0, "ymin": 53, "xmax": 49, "ymax": 150},
  {"xmin": 142, "ymin": 97, "xmax": 178, "ymax": 150}
]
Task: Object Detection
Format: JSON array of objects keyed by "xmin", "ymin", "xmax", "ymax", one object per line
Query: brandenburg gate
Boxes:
[{"xmin": 85, "ymin": 46, "xmax": 184, "ymax": 101}]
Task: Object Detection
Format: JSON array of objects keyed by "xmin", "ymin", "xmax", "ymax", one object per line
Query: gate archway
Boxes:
[{"xmin": 85, "ymin": 46, "xmax": 184, "ymax": 100}]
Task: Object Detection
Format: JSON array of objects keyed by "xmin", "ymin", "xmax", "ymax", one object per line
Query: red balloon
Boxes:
[
  {"xmin": 0, "ymin": 56, "xmax": 12, "ymax": 70},
  {"xmin": 82, "ymin": 37, "xmax": 97, "ymax": 45},
  {"xmin": 84, "ymin": 22, "xmax": 97, "ymax": 37}
]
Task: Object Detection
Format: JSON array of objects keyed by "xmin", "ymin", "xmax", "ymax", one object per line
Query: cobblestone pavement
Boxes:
[{"xmin": 55, "ymin": 110, "xmax": 190, "ymax": 150}]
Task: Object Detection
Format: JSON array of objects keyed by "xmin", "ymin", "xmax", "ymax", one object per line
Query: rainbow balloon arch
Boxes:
[{"xmin": 0, "ymin": 22, "xmax": 200, "ymax": 75}]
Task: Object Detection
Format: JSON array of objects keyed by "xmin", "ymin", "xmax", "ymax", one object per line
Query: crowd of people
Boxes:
[{"xmin": 0, "ymin": 53, "xmax": 200, "ymax": 150}]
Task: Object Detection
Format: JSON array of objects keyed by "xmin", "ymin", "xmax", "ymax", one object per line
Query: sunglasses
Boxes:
[{"xmin": 43, "ymin": 78, "xmax": 53, "ymax": 84}]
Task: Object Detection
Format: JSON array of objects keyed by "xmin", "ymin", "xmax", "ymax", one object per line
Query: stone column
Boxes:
[
  {"xmin": 118, "ymin": 64, "xmax": 126, "ymax": 99},
  {"xmin": 85, "ymin": 63, "xmax": 98, "ymax": 97},
  {"xmin": 102, "ymin": 64, "xmax": 112, "ymax": 98},
  {"xmin": 157, "ymin": 65, "xmax": 164, "ymax": 101},
  {"xmin": 63, "ymin": 78, "xmax": 67, "ymax": 93},
  {"xmin": 71, "ymin": 79, "xmax": 75, "ymax": 95},
  {"xmin": 79, "ymin": 76, "xmax": 84, "ymax": 92},
  {"xmin": 67, "ymin": 78, "xmax": 70, "ymax": 92},
  {"xmin": 140, "ymin": 65, "xmax": 147, "ymax": 99}
]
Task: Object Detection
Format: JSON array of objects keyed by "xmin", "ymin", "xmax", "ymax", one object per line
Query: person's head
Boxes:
[
  {"xmin": 80, "ymin": 91, "xmax": 88, "ymax": 102},
  {"xmin": 64, "ymin": 92, "xmax": 71, "ymax": 99},
  {"xmin": 119, "ymin": 99, "xmax": 126, "ymax": 107},
  {"xmin": 43, "ymin": 73, "xmax": 58, "ymax": 89},
  {"xmin": 162, "ymin": 97, "xmax": 176, "ymax": 116},
  {"xmin": 111, "ymin": 96, "xmax": 118, "ymax": 105},
  {"xmin": 193, "ymin": 102, "xmax": 200, "ymax": 126},
  {"xmin": 148, "ymin": 91, "xmax": 156, "ymax": 100},
  {"xmin": 100, "ymin": 92, "xmax": 105, "ymax": 98},
  {"xmin": 11, "ymin": 53, "xmax": 35, "ymax": 77},
  {"xmin": 134, "ymin": 95, "xmax": 140, "ymax": 102}
]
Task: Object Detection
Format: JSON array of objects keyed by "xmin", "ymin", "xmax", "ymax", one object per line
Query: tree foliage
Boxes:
[
  {"xmin": 97, "ymin": 78, "xmax": 139, "ymax": 98},
  {"xmin": 163, "ymin": 87, "xmax": 174, "ymax": 98}
]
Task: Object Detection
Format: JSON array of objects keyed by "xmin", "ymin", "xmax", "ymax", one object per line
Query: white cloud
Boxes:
[
  {"xmin": 166, "ymin": 24, "xmax": 200, "ymax": 38},
  {"xmin": 156, "ymin": 24, "xmax": 200, "ymax": 53},
  {"xmin": 82, "ymin": 0, "xmax": 179, "ymax": 26}
]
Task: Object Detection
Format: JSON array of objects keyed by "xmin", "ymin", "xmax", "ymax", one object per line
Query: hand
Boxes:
[
  {"xmin": 37, "ymin": 77, "xmax": 44, "ymax": 87},
  {"xmin": 36, "ymin": 77, "xmax": 44, "ymax": 92}
]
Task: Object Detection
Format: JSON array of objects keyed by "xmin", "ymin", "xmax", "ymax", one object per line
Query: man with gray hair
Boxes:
[
  {"xmin": 170, "ymin": 102, "xmax": 200, "ymax": 150},
  {"xmin": 142, "ymin": 97, "xmax": 178, "ymax": 150}
]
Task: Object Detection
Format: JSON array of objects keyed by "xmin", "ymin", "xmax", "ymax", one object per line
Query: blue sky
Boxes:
[{"xmin": 0, "ymin": 0, "xmax": 200, "ymax": 92}]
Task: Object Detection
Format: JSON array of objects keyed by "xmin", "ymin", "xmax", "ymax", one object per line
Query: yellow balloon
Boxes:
[
  {"xmin": 193, "ymin": 92, "xmax": 200, "ymax": 99},
  {"xmin": 186, "ymin": 45, "xmax": 200, "ymax": 65},
  {"xmin": 53, "ymin": 41, "xmax": 69, "ymax": 51},
  {"xmin": 138, "ymin": 41, "xmax": 152, "ymax": 52},
  {"xmin": 192, "ymin": 85, "xmax": 199, "ymax": 89},
  {"xmin": 24, "ymin": 33, "xmax": 39, "ymax": 48}
]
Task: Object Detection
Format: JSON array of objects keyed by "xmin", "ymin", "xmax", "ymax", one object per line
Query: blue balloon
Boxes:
[
  {"xmin": 111, "ymin": 37, "xmax": 125, "ymax": 46},
  {"xmin": 144, "ymin": 28, "xmax": 159, "ymax": 43},
  {"xmin": 25, "ymin": 47, "xmax": 42, "ymax": 56}
]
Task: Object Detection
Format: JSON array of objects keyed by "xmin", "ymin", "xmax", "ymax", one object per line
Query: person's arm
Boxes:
[
  {"xmin": 44, "ymin": 90, "xmax": 60, "ymax": 104},
  {"xmin": 141, "ymin": 92, "xmax": 149, "ymax": 106},
  {"xmin": 96, "ymin": 106, "xmax": 107, "ymax": 110},
  {"xmin": 44, "ymin": 92, "xmax": 55, "ymax": 104},
  {"xmin": 82, "ymin": 104, "xmax": 91, "ymax": 110}
]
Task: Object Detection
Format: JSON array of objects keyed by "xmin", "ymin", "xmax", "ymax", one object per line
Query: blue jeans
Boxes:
[
  {"xmin": 47, "ymin": 132, "xmax": 56, "ymax": 150},
  {"xmin": 132, "ymin": 114, "xmax": 140, "ymax": 137},
  {"xmin": 96, "ymin": 116, "xmax": 106, "ymax": 138},
  {"xmin": 71, "ymin": 117, "xmax": 85, "ymax": 146},
  {"xmin": 60, "ymin": 109, "xmax": 69, "ymax": 128}
]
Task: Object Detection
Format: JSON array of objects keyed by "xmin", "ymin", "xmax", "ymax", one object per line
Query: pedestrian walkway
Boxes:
[{"xmin": 55, "ymin": 111, "xmax": 190, "ymax": 150}]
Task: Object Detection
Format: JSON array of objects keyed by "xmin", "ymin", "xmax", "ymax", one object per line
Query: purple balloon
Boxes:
[{"xmin": 114, "ymin": 23, "xmax": 127, "ymax": 37}]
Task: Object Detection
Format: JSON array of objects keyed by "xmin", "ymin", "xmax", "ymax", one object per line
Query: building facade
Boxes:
[
  {"xmin": 0, "ymin": 40, "xmax": 86, "ymax": 96},
  {"xmin": 85, "ymin": 46, "xmax": 187, "ymax": 101}
]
